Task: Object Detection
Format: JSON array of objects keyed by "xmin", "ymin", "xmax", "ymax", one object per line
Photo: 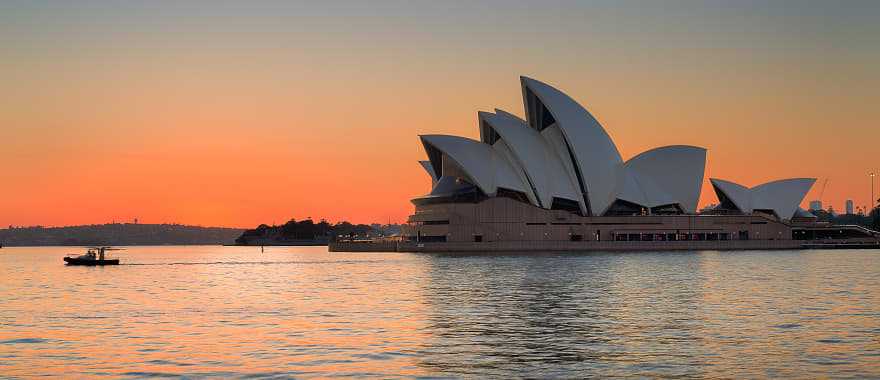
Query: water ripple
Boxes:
[
  {"xmin": 0, "ymin": 338, "xmax": 50, "ymax": 344},
  {"xmin": 0, "ymin": 246, "xmax": 878, "ymax": 378}
]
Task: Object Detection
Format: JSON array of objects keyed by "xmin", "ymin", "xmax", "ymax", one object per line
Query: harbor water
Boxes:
[{"xmin": 1, "ymin": 246, "xmax": 878, "ymax": 378}]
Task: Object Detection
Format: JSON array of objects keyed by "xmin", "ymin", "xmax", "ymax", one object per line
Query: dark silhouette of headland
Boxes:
[{"xmin": 234, "ymin": 218, "xmax": 400, "ymax": 246}]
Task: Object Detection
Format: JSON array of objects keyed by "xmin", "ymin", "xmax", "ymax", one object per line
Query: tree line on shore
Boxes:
[
  {"xmin": 233, "ymin": 218, "xmax": 400, "ymax": 245},
  {"xmin": 811, "ymin": 205, "xmax": 880, "ymax": 231}
]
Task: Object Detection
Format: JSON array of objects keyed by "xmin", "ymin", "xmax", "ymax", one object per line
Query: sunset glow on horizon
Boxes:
[{"xmin": 2, "ymin": 1, "xmax": 878, "ymax": 228}]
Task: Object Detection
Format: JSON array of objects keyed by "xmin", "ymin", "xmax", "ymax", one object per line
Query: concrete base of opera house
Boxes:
[
  {"xmin": 406, "ymin": 239, "xmax": 803, "ymax": 251},
  {"xmin": 329, "ymin": 239, "xmax": 880, "ymax": 253},
  {"xmin": 329, "ymin": 197, "xmax": 880, "ymax": 253},
  {"xmin": 331, "ymin": 239, "xmax": 797, "ymax": 252}
]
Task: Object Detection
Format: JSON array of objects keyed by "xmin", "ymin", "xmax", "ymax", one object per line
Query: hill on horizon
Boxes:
[{"xmin": 0, "ymin": 223, "xmax": 243, "ymax": 247}]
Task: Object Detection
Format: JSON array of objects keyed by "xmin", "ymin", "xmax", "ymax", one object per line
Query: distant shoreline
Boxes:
[{"xmin": 0, "ymin": 223, "xmax": 243, "ymax": 247}]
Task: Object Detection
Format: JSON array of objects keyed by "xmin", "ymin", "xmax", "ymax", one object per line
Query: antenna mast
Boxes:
[{"xmin": 818, "ymin": 178, "xmax": 829, "ymax": 206}]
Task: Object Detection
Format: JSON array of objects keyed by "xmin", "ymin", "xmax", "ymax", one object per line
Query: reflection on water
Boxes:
[{"xmin": 0, "ymin": 247, "xmax": 878, "ymax": 378}]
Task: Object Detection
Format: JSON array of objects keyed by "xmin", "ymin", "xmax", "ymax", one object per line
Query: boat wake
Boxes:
[{"xmin": 122, "ymin": 259, "xmax": 386, "ymax": 266}]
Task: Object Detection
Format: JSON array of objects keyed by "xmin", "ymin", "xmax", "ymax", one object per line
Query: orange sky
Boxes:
[{"xmin": 1, "ymin": 2, "xmax": 878, "ymax": 228}]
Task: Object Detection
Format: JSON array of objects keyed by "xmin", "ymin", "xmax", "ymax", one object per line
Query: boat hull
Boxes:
[{"xmin": 63, "ymin": 257, "xmax": 119, "ymax": 266}]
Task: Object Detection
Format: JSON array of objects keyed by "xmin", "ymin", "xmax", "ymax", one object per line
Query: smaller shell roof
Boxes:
[
  {"xmin": 622, "ymin": 145, "xmax": 707, "ymax": 213},
  {"xmin": 419, "ymin": 160, "xmax": 437, "ymax": 182},
  {"xmin": 420, "ymin": 134, "xmax": 528, "ymax": 197},
  {"xmin": 710, "ymin": 178, "xmax": 816, "ymax": 220}
]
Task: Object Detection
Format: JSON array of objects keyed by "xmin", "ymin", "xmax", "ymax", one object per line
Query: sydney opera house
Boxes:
[{"xmin": 344, "ymin": 77, "xmax": 878, "ymax": 252}]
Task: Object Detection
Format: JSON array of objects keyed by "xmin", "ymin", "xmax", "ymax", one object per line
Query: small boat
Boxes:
[{"xmin": 63, "ymin": 246, "xmax": 121, "ymax": 266}]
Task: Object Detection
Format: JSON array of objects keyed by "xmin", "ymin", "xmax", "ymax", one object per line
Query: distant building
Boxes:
[
  {"xmin": 809, "ymin": 200, "xmax": 822, "ymax": 211},
  {"xmin": 846, "ymin": 200, "xmax": 854, "ymax": 215}
]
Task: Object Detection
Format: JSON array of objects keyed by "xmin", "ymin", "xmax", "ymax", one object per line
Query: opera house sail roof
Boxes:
[
  {"xmin": 710, "ymin": 178, "xmax": 816, "ymax": 220},
  {"xmin": 416, "ymin": 76, "xmax": 814, "ymax": 220}
]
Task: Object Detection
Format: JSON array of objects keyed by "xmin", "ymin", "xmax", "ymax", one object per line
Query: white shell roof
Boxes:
[
  {"xmin": 415, "ymin": 76, "xmax": 818, "ymax": 219},
  {"xmin": 478, "ymin": 110, "xmax": 582, "ymax": 210},
  {"xmin": 521, "ymin": 76, "xmax": 623, "ymax": 215},
  {"xmin": 710, "ymin": 179, "xmax": 750, "ymax": 211},
  {"xmin": 710, "ymin": 178, "xmax": 816, "ymax": 220},
  {"xmin": 419, "ymin": 160, "xmax": 438, "ymax": 184},
  {"xmin": 490, "ymin": 138, "xmax": 541, "ymax": 206},
  {"xmin": 420, "ymin": 134, "xmax": 529, "ymax": 197},
  {"xmin": 622, "ymin": 146, "xmax": 707, "ymax": 213}
]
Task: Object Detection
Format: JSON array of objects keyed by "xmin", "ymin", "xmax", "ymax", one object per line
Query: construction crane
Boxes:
[{"xmin": 818, "ymin": 178, "xmax": 829, "ymax": 206}]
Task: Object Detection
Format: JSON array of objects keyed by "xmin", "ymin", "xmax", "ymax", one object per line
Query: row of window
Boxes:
[
  {"xmin": 613, "ymin": 232, "xmax": 740, "ymax": 241},
  {"xmin": 407, "ymin": 231, "xmax": 760, "ymax": 243}
]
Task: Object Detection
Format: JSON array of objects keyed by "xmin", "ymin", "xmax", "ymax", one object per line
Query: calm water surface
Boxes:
[{"xmin": 0, "ymin": 246, "xmax": 878, "ymax": 378}]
